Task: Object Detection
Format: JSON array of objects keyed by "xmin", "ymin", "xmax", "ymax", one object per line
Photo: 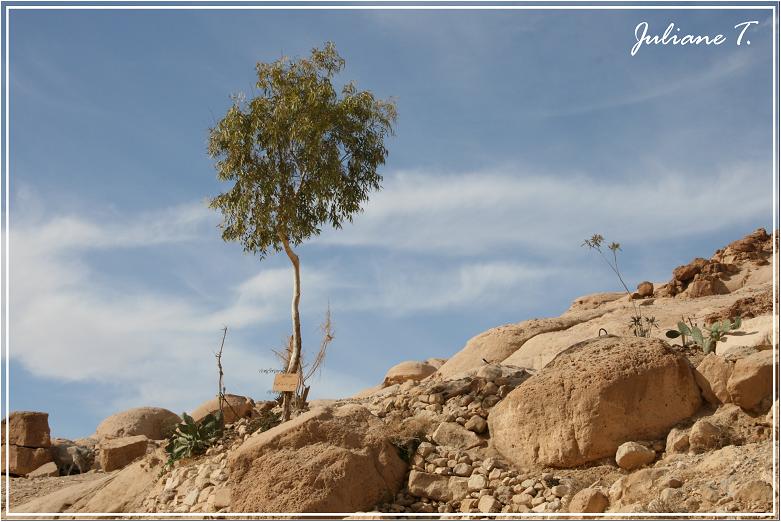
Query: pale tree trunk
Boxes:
[{"xmin": 278, "ymin": 232, "xmax": 302, "ymax": 422}]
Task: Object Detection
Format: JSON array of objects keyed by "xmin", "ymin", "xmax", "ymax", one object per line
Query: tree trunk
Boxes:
[{"xmin": 278, "ymin": 233, "xmax": 302, "ymax": 422}]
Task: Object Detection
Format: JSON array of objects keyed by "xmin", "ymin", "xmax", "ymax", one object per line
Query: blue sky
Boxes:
[{"xmin": 3, "ymin": 6, "xmax": 775, "ymax": 438}]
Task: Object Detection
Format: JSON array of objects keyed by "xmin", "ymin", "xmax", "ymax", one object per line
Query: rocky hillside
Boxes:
[{"xmin": 2, "ymin": 228, "xmax": 777, "ymax": 517}]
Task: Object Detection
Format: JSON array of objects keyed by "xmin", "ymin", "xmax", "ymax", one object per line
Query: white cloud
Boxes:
[
  {"xmin": 7, "ymin": 160, "xmax": 770, "ymax": 420},
  {"xmin": 317, "ymin": 162, "xmax": 770, "ymax": 254},
  {"xmin": 354, "ymin": 261, "xmax": 554, "ymax": 314}
]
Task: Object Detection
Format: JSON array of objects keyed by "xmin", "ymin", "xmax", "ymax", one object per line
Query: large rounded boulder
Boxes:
[
  {"xmin": 228, "ymin": 404, "xmax": 407, "ymax": 512},
  {"xmin": 489, "ymin": 336, "xmax": 701, "ymax": 469},
  {"xmin": 95, "ymin": 407, "xmax": 181, "ymax": 441},
  {"xmin": 383, "ymin": 360, "xmax": 437, "ymax": 386},
  {"xmin": 191, "ymin": 394, "xmax": 254, "ymax": 424},
  {"xmin": 435, "ymin": 315, "xmax": 604, "ymax": 379}
]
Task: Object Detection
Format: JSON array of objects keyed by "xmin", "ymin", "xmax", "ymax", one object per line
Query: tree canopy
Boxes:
[{"xmin": 208, "ymin": 42, "xmax": 397, "ymax": 254}]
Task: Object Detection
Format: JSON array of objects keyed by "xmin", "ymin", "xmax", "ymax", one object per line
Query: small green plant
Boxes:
[
  {"xmin": 164, "ymin": 411, "xmax": 223, "ymax": 468},
  {"xmin": 630, "ymin": 315, "xmax": 659, "ymax": 337},
  {"xmin": 666, "ymin": 317, "xmax": 741, "ymax": 353},
  {"xmin": 582, "ymin": 234, "xmax": 651, "ymax": 337}
]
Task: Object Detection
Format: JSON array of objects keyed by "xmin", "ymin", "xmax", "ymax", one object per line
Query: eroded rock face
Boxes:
[
  {"xmin": 489, "ymin": 337, "xmax": 701, "ymax": 468},
  {"xmin": 1, "ymin": 411, "xmax": 51, "ymax": 448},
  {"xmin": 384, "ymin": 361, "xmax": 437, "ymax": 386},
  {"xmin": 191, "ymin": 395, "xmax": 254, "ymax": 425},
  {"xmin": 96, "ymin": 407, "xmax": 181, "ymax": 441},
  {"xmin": 228, "ymin": 404, "xmax": 407, "ymax": 513}
]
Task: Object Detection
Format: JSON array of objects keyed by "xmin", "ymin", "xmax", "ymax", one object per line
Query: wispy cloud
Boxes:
[
  {"xmin": 6, "ymin": 155, "xmax": 770, "ymax": 419},
  {"xmin": 540, "ymin": 50, "xmax": 756, "ymax": 117},
  {"xmin": 318, "ymin": 162, "xmax": 770, "ymax": 254}
]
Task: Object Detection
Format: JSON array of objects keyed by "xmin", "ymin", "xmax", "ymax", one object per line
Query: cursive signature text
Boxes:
[{"xmin": 631, "ymin": 20, "xmax": 758, "ymax": 56}]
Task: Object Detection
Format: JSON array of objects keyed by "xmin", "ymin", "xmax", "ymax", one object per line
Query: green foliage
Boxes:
[
  {"xmin": 164, "ymin": 412, "xmax": 224, "ymax": 467},
  {"xmin": 666, "ymin": 317, "xmax": 741, "ymax": 353},
  {"xmin": 208, "ymin": 42, "xmax": 397, "ymax": 256}
]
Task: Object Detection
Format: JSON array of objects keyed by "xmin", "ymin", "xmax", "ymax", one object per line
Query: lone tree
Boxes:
[{"xmin": 208, "ymin": 42, "xmax": 396, "ymax": 420}]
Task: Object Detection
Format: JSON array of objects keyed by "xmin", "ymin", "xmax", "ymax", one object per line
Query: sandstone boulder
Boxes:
[
  {"xmin": 726, "ymin": 350, "xmax": 773, "ymax": 411},
  {"xmin": 569, "ymin": 488, "xmax": 609, "ymax": 513},
  {"xmin": 383, "ymin": 360, "xmax": 437, "ymax": 386},
  {"xmin": 665, "ymin": 427, "xmax": 689, "ymax": 455},
  {"xmin": 694, "ymin": 353, "xmax": 734, "ymax": 405},
  {"xmin": 673, "ymin": 258, "xmax": 709, "ymax": 284},
  {"xmin": 684, "ymin": 274, "xmax": 730, "ymax": 298},
  {"xmin": 1, "ymin": 411, "xmax": 51, "ymax": 448},
  {"xmin": 99, "ymin": 435, "xmax": 149, "ymax": 472},
  {"xmin": 228, "ymin": 404, "xmax": 406, "ymax": 512},
  {"xmin": 28, "ymin": 461, "xmax": 59, "ymax": 478},
  {"xmin": 431, "ymin": 421, "xmax": 483, "ymax": 450},
  {"xmin": 635, "ymin": 281, "xmax": 654, "ymax": 298},
  {"xmin": 407, "ymin": 470, "xmax": 467, "ymax": 502},
  {"xmin": 1, "ymin": 444, "xmax": 53, "ymax": 476},
  {"xmin": 489, "ymin": 337, "xmax": 701, "ymax": 468},
  {"xmin": 615, "ymin": 442, "xmax": 655, "ymax": 470},
  {"xmin": 96, "ymin": 407, "xmax": 180, "ymax": 441},
  {"xmin": 435, "ymin": 316, "xmax": 599, "ymax": 379},
  {"xmin": 688, "ymin": 420, "xmax": 722, "ymax": 453},
  {"xmin": 191, "ymin": 394, "xmax": 254, "ymax": 425}
]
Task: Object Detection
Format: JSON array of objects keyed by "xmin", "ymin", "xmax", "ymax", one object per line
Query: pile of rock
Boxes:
[
  {"xmin": 659, "ymin": 228, "xmax": 772, "ymax": 298},
  {"xmin": 364, "ymin": 363, "xmax": 530, "ymax": 432},
  {"xmin": 1, "ymin": 412, "xmax": 56, "ymax": 477},
  {"xmin": 142, "ymin": 415, "xmax": 252, "ymax": 513},
  {"xmin": 386, "ymin": 443, "xmax": 573, "ymax": 514}
]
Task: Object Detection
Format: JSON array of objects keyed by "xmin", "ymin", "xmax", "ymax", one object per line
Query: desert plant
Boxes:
[
  {"xmin": 582, "ymin": 234, "xmax": 650, "ymax": 337},
  {"xmin": 208, "ymin": 42, "xmax": 395, "ymax": 421},
  {"xmin": 629, "ymin": 315, "xmax": 659, "ymax": 338},
  {"xmin": 164, "ymin": 411, "xmax": 223, "ymax": 467},
  {"xmin": 666, "ymin": 317, "xmax": 741, "ymax": 353}
]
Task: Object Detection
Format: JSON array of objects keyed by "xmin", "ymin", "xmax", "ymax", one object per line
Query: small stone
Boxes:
[
  {"xmin": 453, "ymin": 463, "xmax": 472, "ymax": 477},
  {"xmin": 417, "ymin": 442, "xmax": 435, "ymax": 457},
  {"xmin": 465, "ymin": 415, "xmax": 487, "ymax": 434},
  {"xmin": 468, "ymin": 474, "xmax": 488, "ymax": 492},
  {"xmin": 689, "ymin": 420, "xmax": 721, "ymax": 453},
  {"xmin": 666, "ymin": 428, "xmax": 690, "ymax": 454},
  {"xmin": 512, "ymin": 493, "xmax": 534, "ymax": 507},
  {"xmin": 531, "ymin": 502, "xmax": 548, "ymax": 513},
  {"xmin": 664, "ymin": 477, "xmax": 683, "ymax": 489},
  {"xmin": 459, "ymin": 498, "xmax": 477, "ymax": 513},
  {"xmin": 477, "ymin": 495, "xmax": 501, "ymax": 513},
  {"xmin": 615, "ymin": 441, "xmax": 656, "ymax": 470},
  {"xmin": 183, "ymin": 489, "xmax": 200, "ymax": 507},
  {"xmin": 568, "ymin": 488, "xmax": 608, "ymax": 513}
]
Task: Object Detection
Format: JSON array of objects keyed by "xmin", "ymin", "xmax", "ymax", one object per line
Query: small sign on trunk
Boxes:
[{"xmin": 273, "ymin": 372, "xmax": 300, "ymax": 392}]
